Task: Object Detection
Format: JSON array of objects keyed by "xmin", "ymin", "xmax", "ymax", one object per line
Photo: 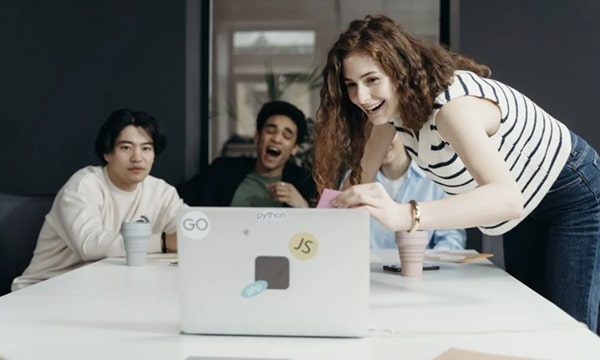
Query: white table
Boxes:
[{"xmin": 0, "ymin": 251, "xmax": 599, "ymax": 360}]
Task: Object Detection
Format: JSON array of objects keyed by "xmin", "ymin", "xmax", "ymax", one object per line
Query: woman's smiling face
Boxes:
[{"xmin": 342, "ymin": 53, "xmax": 399, "ymax": 125}]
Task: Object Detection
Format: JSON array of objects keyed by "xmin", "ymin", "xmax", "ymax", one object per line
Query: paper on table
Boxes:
[
  {"xmin": 425, "ymin": 250, "xmax": 493, "ymax": 263},
  {"xmin": 434, "ymin": 348, "xmax": 541, "ymax": 360},
  {"xmin": 146, "ymin": 253, "xmax": 178, "ymax": 261},
  {"xmin": 317, "ymin": 188, "xmax": 341, "ymax": 208}
]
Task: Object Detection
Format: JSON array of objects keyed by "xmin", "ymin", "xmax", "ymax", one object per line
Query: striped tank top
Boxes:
[{"xmin": 394, "ymin": 70, "xmax": 571, "ymax": 235}]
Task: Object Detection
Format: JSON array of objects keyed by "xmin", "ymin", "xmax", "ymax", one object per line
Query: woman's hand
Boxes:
[{"xmin": 332, "ymin": 182, "xmax": 410, "ymax": 231}]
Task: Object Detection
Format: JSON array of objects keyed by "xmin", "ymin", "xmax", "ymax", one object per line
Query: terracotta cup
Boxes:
[{"xmin": 394, "ymin": 230, "xmax": 428, "ymax": 277}]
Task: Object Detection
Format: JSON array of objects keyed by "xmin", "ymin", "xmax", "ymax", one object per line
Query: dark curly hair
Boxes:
[{"xmin": 256, "ymin": 100, "xmax": 307, "ymax": 144}]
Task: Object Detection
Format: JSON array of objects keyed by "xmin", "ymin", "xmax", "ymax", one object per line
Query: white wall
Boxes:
[{"xmin": 210, "ymin": 0, "xmax": 440, "ymax": 159}]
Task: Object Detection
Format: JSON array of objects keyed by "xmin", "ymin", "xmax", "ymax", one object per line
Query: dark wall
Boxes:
[
  {"xmin": 0, "ymin": 0, "xmax": 187, "ymax": 195},
  {"xmin": 4, "ymin": 1, "xmax": 598, "ymax": 195},
  {"xmin": 459, "ymin": 0, "xmax": 600, "ymax": 151}
]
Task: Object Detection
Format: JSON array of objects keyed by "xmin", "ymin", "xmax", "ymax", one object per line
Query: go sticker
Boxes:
[
  {"xmin": 241, "ymin": 280, "xmax": 268, "ymax": 298},
  {"xmin": 179, "ymin": 210, "xmax": 210, "ymax": 240},
  {"xmin": 289, "ymin": 232, "xmax": 318, "ymax": 260}
]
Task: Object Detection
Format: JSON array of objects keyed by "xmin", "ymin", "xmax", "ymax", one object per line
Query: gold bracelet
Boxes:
[{"xmin": 408, "ymin": 200, "xmax": 420, "ymax": 232}]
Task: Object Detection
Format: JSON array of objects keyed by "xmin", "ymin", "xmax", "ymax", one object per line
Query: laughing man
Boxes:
[{"xmin": 179, "ymin": 101, "xmax": 316, "ymax": 208}]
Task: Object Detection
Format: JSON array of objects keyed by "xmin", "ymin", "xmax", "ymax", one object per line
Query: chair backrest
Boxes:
[
  {"xmin": 0, "ymin": 192, "xmax": 54, "ymax": 296},
  {"xmin": 466, "ymin": 227, "xmax": 505, "ymax": 269}
]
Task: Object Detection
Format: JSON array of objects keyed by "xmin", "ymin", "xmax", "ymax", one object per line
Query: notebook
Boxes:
[{"xmin": 177, "ymin": 207, "xmax": 370, "ymax": 337}]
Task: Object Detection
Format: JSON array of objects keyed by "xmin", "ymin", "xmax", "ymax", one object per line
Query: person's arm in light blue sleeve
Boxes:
[
  {"xmin": 428, "ymin": 228, "xmax": 467, "ymax": 250},
  {"xmin": 370, "ymin": 217, "xmax": 397, "ymax": 249}
]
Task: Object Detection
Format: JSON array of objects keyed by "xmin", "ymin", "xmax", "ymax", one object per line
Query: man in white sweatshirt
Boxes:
[{"xmin": 12, "ymin": 109, "xmax": 185, "ymax": 290}]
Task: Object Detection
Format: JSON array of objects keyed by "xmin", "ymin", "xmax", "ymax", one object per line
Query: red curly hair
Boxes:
[{"xmin": 313, "ymin": 15, "xmax": 491, "ymax": 195}]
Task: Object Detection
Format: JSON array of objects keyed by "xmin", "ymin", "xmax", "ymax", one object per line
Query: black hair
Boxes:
[
  {"xmin": 255, "ymin": 100, "xmax": 307, "ymax": 144},
  {"xmin": 94, "ymin": 108, "xmax": 167, "ymax": 164}
]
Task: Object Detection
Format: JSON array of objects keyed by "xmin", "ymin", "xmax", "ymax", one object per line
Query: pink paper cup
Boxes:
[{"xmin": 395, "ymin": 230, "xmax": 428, "ymax": 277}]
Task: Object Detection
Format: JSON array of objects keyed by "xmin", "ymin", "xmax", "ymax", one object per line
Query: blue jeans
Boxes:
[{"xmin": 503, "ymin": 131, "xmax": 600, "ymax": 333}]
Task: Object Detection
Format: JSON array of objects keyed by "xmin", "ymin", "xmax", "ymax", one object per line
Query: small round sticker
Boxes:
[
  {"xmin": 289, "ymin": 232, "xmax": 318, "ymax": 260},
  {"xmin": 179, "ymin": 210, "xmax": 211, "ymax": 240}
]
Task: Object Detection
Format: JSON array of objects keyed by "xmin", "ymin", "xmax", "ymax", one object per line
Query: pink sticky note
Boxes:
[{"xmin": 317, "ymin": 189, "xmax": 341, "ymax": 208}]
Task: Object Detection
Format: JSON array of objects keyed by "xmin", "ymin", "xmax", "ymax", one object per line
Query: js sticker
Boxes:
[{"xmin": 289, "ymin": 232, "xmax": 318, "ymax": 260}]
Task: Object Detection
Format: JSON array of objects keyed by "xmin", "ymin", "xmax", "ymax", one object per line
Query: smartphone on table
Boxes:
[{"xmin": 383, "ymin": 264, "xmax": 440, "ymax": 272}]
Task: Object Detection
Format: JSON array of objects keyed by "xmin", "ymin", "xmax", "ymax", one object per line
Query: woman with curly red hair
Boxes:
[{"xmin": 313, "ymin": 14, "xmax": 600, "ymax": 333}]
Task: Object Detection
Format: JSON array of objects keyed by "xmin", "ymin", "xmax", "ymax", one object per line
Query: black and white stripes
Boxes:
[{"xmin": 394, "ymin": 70, "xmax": 571, "ymax": 235}]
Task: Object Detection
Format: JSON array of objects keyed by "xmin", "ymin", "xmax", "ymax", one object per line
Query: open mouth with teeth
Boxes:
[
  {"xmin": 266, "ymin": 147, "xmax": 282, "ymax": 158},
  {"xmin": 366, "ymin": 101, "xmax": 384, "ymax": 112}
]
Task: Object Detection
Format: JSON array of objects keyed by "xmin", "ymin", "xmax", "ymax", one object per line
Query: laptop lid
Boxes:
[{"xmin": 177, "ymin": 207, "xmax": 370, "ymax": 337}]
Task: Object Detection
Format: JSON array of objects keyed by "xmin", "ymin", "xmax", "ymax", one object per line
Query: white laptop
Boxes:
[{"xmin": 177, "ymin": 207, "xmax": 370, "ymax": 337}]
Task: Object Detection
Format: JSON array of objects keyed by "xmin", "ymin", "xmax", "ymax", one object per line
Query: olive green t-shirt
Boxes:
[{"xmin": 230, "ymin": 171, "xmax": 283, "ymax": 207}]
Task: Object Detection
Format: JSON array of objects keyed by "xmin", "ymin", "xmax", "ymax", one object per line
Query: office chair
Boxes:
[{"xmin": 0, "ymin": 192, "xmax": 54, "ymax": 296}]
